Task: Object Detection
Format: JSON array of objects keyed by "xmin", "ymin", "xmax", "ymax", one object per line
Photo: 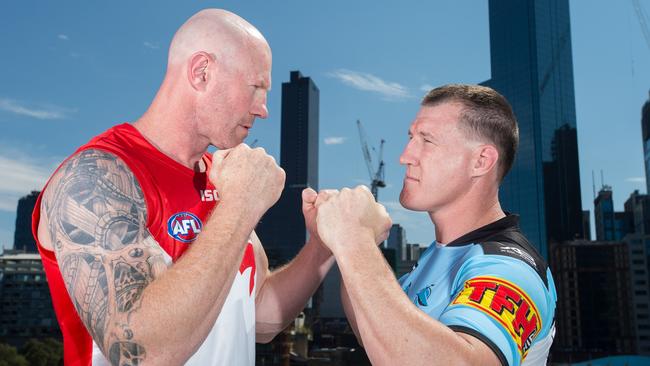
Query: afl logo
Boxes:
[{"xmin": 167, "ymin": 212, "xmax": 203, "ymax": 243}]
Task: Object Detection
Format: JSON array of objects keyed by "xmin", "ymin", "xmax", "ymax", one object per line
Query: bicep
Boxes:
[{"xmin": 44, "ymin": 149, "xmax": 168, "ymax": 351}]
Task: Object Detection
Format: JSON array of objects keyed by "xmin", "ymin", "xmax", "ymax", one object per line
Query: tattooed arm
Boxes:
[{"xmin": 41, "ymin": 149, "xmax": 270, "ymax": 365}]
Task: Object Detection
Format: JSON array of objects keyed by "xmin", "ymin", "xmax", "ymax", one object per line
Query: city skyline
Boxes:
[{"xmin": 0, "ymin": 1, "xmax": 649, "ymax": 249}]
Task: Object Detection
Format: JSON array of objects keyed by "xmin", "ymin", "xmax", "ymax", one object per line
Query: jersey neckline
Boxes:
[
  {"xmin": 445, "ymin": 214, "xmax": 520, "ymax": 247},
  {"xmin": 118, "ymin": 123, "xmax": 212, "ymax": 177}
]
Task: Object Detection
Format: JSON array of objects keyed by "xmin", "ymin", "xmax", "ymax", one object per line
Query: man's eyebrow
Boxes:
[{"xmin": 419, "ymin": 130, "xmax": 437, "ymax": 140}]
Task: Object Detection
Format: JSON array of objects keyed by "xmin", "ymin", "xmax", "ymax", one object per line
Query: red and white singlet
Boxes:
[{"xmin": 32, "ymin": 123, "xmax": 257, "ymax": 365}]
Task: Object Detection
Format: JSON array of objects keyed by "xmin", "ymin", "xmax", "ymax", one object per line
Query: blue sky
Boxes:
[{"xmin": 0, "ymin": 0, "xmax": 649, "ymax": 249}]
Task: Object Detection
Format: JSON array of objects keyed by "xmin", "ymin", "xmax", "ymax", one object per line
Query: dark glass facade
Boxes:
[
  {"xmin": 594, "ymin": 187, "xmax": 628, "ymax": 241},
  {"xmin": 581, "ymin": 210, "xmax": 591, "ymax": 241},
  {"xmin": 551, "ymin": 240, "xmax": 637, "ymax": 362},
  {"xmin": 482, "ymin": 0, "xmax": 583, "ymax": 257},
  {"xmin": 0, "ymin": 252, "xmax": 61, "ymax": 347},
  {"xmin": 257, "ymin": 71, "xmax": 319, "ymax": 266},
  {"xmin": 625, "ymin": 190, "xmax": 650, "ymax": 236},
  {"xmin": 642, "ymin": 91, "xmax": 650, "ymax": 194},
  {"xmin": 14, "ymin": 191, "xmax": 39, "ymax": 253}
]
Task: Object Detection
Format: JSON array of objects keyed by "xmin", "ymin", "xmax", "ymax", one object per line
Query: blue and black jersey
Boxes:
[{"xmin": 399, "ymin": 214, "xmax": 557, "ymax": 366}]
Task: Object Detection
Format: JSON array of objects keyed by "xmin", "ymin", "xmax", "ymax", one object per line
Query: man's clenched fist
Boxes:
[
  {"xmin": 209, "ymin": 143, "xmax": 285, "ymax": 219},
  {"xmin": 316, "ymin": 185, "xmax": 392, "ymax": 254}
]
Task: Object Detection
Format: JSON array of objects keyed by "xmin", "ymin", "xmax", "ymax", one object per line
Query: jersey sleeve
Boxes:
[{"xmin": 438, "ymin": 255, "xmax": 554, "ymax": 366}]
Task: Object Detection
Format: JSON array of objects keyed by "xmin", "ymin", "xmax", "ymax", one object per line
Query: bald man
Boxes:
[{"xmin": 33, "ymin": 9, "xmax": 335, "ymax": 366}]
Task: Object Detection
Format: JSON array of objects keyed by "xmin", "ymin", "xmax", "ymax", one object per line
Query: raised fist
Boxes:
[
  {"xmin": 209, "ymin": 144, "xmax": 285, "ymax": 219},
  {"xmin": 302, "ymin": 188, "xmax": 339, "ymax": 247},
  {"xmin": 316, "ymin": 185, "xmax": 392, "ymax": 254}
]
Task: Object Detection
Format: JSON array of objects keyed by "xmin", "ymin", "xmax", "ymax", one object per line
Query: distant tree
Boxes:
[
  {"xmin": 0, "ymin": 343, "xmax": 28, "ymax": 366},
  {"xmin": 20, "ymin": 338, "xmax": 63, "ymax": 366}
]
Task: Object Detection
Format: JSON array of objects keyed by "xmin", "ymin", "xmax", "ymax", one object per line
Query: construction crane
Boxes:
[
  {"xmin": 356, "ymin": 119, "xmax": 386, "ymax": 201},
  {"xmin": 633, "ymin": 0, "xmax": 650, "ymax": 51}
]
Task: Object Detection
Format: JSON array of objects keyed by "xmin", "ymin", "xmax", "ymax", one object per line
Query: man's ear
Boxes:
[
  {"xmin": 187, "ymin": 51, "xmax": 212, "ymax": 92},
  {"xmin": 472, "ymin": 144, "xmax": 500, "ymax": 178}
]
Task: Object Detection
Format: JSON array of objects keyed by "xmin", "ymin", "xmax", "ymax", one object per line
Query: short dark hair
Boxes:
[{"xmin": 421, "ymin": 84, "xmax": 519, "ymax": 182}]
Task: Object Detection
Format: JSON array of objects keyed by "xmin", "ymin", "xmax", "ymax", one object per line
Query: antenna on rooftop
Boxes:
[{"xmin": 592, "ymin": 170, "xmax": 596, "ymax": 199}]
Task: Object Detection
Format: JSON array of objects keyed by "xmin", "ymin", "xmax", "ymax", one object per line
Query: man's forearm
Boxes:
[
  {"xmin": 256, "ymin": 237, "xmax": 334, "ymax": 341},
  {"xmin": 334, "ymin": 237, "xmax": 485, "ymax": 366},
  {"xmin": 340, "ymin": 279, "xmax": 364, "ymax": 345},
  {"xmin": 124, "ymin": 201, "xmax": 258, "ymax": 364}
]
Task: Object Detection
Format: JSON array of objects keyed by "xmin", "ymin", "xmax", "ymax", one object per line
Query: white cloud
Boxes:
[
  {"xmin": 143, "ymin": 41, "xmax": 160, "ymax": 50},
  {"xmin": 328, "ymin": 69, "xmax": 411, "ymax": 100},
  {"xmin": 626, "ymin": 177, "xmax": 646, "ymax": 183},
  {"xmin": 0, "ymin": 155, "xmax": 55, "ymax": 197},
  {"xmin": 0, "ymin": 98, "xmax": 76, "ymax": 120},
  {"xmin": 0, "ymin": 148, "xmax": 62, "ymax": 213},
  {"xmin": 420, "ymin": 84, "xmax": 434, "ymax": 93},
  {"xmin": 324, "ymin": 136, "xmax": 346, "ymax": 145},
  {"xmin": 57, "ymin": 34, "xmax": 69, "ymax": 41}
]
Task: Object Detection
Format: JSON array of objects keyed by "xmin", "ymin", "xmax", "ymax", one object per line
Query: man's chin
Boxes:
[
  {"xmin": 399, "ymin": 192, "xmax": 429, "ymax": 212},
  {"xmin": 399, "ymin": 193, "xmax": 415, "ymax": 211},
  {"xmin": 212, "ymin": 138, "xmax": 245, "ymax": 150}
]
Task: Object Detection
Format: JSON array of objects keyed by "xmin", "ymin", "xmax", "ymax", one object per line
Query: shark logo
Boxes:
[{"xmin": 415, "ymin": 284, "xmax": 435, "ymax": 307}]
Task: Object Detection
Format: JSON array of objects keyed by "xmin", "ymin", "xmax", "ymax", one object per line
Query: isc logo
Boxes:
[
  {"xmin": 200, "ymin": 189, "xmax": 220, "ymax": 202},
  {"xmin": 167, "ymin": 212, "xmax": 203, "ymax": 243}
]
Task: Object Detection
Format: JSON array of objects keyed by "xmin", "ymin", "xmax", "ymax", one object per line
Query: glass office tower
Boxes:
[{"xmin": 482, "ymin": 0, "xmax": 583, "ymax": 257}]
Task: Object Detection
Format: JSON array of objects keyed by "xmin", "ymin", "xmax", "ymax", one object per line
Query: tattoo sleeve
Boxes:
[{"xmin": 43, "ymin": 149, "xmax": 168, "ymax": 366}]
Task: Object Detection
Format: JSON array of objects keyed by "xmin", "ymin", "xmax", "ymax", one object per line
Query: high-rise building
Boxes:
[
  {"xmin": 626, "ymin": 190, "xmax": 650, "ymax": 235},
  {"xmin": 582, "ymin": 210, "xmax": 591, "ymax": 241},
  {"xmin": 0, "ymin": 251, "xmax": 61, "ymax": 347},
  {"xmin": 550, "ymin": 240, "xmax": 638, "ymax": 362},
  {"xmin": 641, "ymin": 91, "xmax": 650, "ymax": 194},
  {"xmin": 13, "ymin": 191, "xmax": 39, "ymax": 253},
  {"xmin": 482, "ymin": 0, "xmax": 583, "ymax": 257},
  {"xmin": 624, "ymin": 234, "xmax": 650, "ymax": 355},
  {"xmin": 594, "ymin": 186, "xmax": 615, "ymax": 241},
  {"xmin": 594, "ymin": 186, "xmax": 631, "ymax": 241},
  {"xmin": 387, "ymin": 224, "xmax": 407, "ymax": 261},
  {"xmin": 257, "ymin": 71, "xmax": 319, "ymax": 266}
]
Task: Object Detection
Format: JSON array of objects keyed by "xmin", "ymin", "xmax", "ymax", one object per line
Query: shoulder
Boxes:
[
  {"xmin": 477, "ymin": 228, "xmax": 549, "ymax": 287},
  {"xmin": 45, "ymin": 148, "xmax": 144, "ymax": 205},
  {"xmin": 41, "ymin": 148, "xmax": 148, "ymax": 250},
  {"xmin": 445, "ymin": 248, "xmax": 555, "ymax": 366}
]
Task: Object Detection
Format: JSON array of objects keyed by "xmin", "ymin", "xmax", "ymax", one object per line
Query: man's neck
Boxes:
[
  {"xmin": 430, "ymin": 193, "xmax": 505, "ymax": 245},
  {"xmin": 133, "ymin": 104, "xmax": 209, "ymax": 171}
]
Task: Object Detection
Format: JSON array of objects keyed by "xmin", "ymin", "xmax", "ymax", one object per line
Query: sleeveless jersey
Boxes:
[
  {"xmin": 398, "ymin": 215, "xmax": 557, "ymax": 366},
  {"xmin": 32, "ymin": 123, "xmax": 257, "ymax": 365}
]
